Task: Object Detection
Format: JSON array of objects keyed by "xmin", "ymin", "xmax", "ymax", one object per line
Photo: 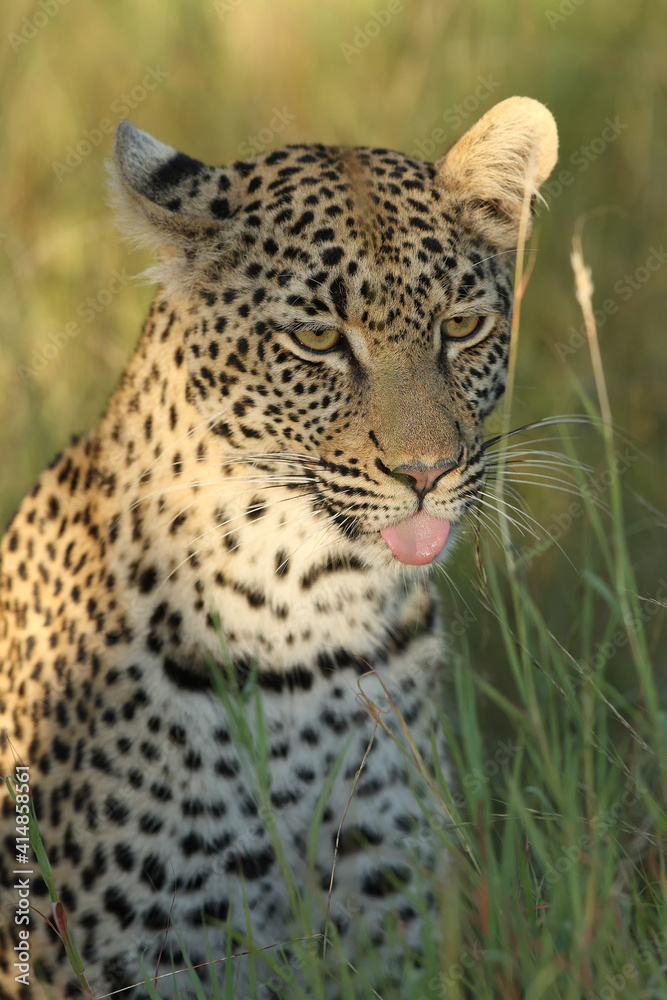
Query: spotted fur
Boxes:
[{"xmin": 0, "ymin": 98, "xmax": 557, "ymax": 998}]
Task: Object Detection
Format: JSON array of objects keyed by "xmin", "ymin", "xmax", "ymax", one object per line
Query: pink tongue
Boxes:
[{"xmin": 380, "ymin": 510, "xmax": 451, "ymax": 565}]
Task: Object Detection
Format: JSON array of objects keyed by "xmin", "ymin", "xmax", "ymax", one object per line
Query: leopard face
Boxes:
[{"xmin": 113, "ymin": 97, "xmax": 556, "ymax": 570}]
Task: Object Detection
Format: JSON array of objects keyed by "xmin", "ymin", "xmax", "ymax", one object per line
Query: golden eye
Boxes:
[
  {"xmin": 442, "ymin": 315, "xmax": 484, "ymax": 339},
  {"xmin": 293, "ymin": 328, "xmax": 341, "ymax": 352}
]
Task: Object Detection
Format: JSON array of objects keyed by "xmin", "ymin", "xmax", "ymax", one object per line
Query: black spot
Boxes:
[
  {"xmin": 138, "ymin": 566, "xmax": 157, "ymax": 593},
  {"xmin": 265, "ymin": 150, "xmax": 289, "ymax": 165},
  {"xmin": 284, "ymin": 665, "xmax": 313, "ymax": 691},
  {"xmin": 163, "ymin": 657, "xmax": 212, "ymax": 692},
  {"xmin": 226, "ymin": 846, "xmax": 275, "ymax": 880},
  {"xmin": 150, "ymin": 782, "xmax": 172, "ymax": 802},
  {"xmin": 105, "ymin": 795, "xmax": 130, "ymax": 824},
  {"xmin": 361, "ymin": 866, "xmax": 412, "ymax": 897},
  {"xmin": 151, "ymin": 152, "xmax": 202, "ymax": 191},
  {"xmin": 330, "ymin": 276, "xmax": 348, "ymax": 319},
  {"xmin": 181, "ymin": 831, "xmax": 204, "ymax": 856},
  {"xmin": 149, "ymin": 602, "xmax": 167, "ymax": 627},
  {"xmin": 141, "ymin": 741, "xmax": 162, "ymax": 763},
  {"xmin": 275, "ymin": 550, "xmax": 290, "ymax": 577},
  {"xmin": 114, "ymin": 843, "xmax": 135, "ymax": 871},
  {"xmin": 422, "ymin": 236, "xmax": 443, "ymax": 254},
  {"xmin": 321, "ymin": 708, "xmax": 348, "ymax": 734},
  {"xmin": 90, "ymin": 748, "xmax": 112, "ymax": 773},
  {"xmin": 181, "ymin": 797, "xmax": 204, "ymax": 817},
  {"xmin": 139, "ymin": 813, "xmax": 164, "ymax": 834},
  {"xmin": 214, "ymin": 757, "xmax": 240, "ymax": 778},
  {"xmin": 290, "ymin": 210, "xmax": 314, "ymax": 235},
  {"xmin": 271, "ymin": 788, "xmax": 301, "ymax": 808},
  {"xmin": 322, "ymin": 246, "xmax": 344, "ymax": 267},
  {"xmin": 184, "ymin": 750, "xmax": 202, "ymax": 770},
  {"xmin": 335, "ymin": 825, "xmax": 383, "ymax": 856},
  {"xmin": 169, "ymin": 724, "xmax": 187, "ymax": 745},
  {"xmin": 246, "ymin": 497, "xmax": 265, "ymax": 520},
  {"xmin": 210, "ymin": 198, "xmax": 230, "ymax": 219},
  {"xmin": 143, "ymin": 903, "xmax": 171, "ymax": 931},
  {"xmin": 104, "ymin": 886, "xmax": 135, "ymax": 929},
  {"xmin": 200, "ymin": 898, "xmax": 230, "ymax": 923},
  {"xmin": 52, "ymin": 736, "xmax": 70, "ymax": 762},
  {"xmin": 141, "ymin": 853, "xmax": 167, "ymax": 891},
  {"xmin": 315, "ymin": 647, "xmax": 356, "ymax": 675}
]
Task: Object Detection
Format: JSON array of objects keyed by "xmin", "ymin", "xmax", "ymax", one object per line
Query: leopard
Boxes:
[{"xmin": 0, "ymin": 96, "xmax": 557, "ymax": 999}]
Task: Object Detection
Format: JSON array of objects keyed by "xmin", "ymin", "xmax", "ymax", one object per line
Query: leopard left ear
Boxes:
[
  {"xmin": 435, "ymin": 96, "xmax": 558, "ymax": 237},
  {"xmin": 109, "ymin": 121, "xmax": 242, "ymax": 293}
]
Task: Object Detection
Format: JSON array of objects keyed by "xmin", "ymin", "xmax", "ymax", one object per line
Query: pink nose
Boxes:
[{"xmin": 391, "ymin": 459, "xmax": 459, "ymax": 496}]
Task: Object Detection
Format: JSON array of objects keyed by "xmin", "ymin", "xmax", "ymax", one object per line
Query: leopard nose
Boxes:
[{"xmin": 391, "ymin": 459, "xmax": 459, "ymax": 497}]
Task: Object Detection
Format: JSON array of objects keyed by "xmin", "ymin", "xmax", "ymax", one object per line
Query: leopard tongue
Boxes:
[{"xmin": 380, "ymin": 510, "xmax": 451, "ymax": 565}]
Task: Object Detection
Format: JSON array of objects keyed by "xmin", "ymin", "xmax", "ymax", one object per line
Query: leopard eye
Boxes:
[
  {"xmin": 442, "ymin": 315, "xmax": 484, "ymax": 340},
  {"xmin": 292, "ymin": 328, "xmax": 341, "ymax": 353}
]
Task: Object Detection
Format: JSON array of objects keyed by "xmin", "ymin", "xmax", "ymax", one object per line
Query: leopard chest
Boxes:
[{"xmin": 60, "ymin": 637, "xmax": 444, "ymax": 966}]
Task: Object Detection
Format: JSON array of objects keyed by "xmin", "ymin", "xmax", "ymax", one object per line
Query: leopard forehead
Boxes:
[
  {"xmin": 225, "ymin": 150, "xmax": 511, "ymax": 331},
  {"xmin": 147, "ymin": 141, "xmax": 513, "ymax": 328}
]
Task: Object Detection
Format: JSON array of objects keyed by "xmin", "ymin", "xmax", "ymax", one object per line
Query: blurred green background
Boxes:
[{"xmin": 1, "ymin": 0, "xmax": 666, "ymax": 670}]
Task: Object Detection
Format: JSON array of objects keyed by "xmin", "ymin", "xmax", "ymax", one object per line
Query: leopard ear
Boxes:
[
  {"xmin": 435, "ymin": 97, "xmax": 558, "ymax": 240},
  {"xmin": 109, "ymin": 121, "xmax": 241, "ymax": 292}
]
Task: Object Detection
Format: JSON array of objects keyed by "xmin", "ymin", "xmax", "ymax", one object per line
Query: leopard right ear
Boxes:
[
  {"xmin": 110, "ymin": 121, "xmax": 243, "ymax": 291},
  {"xmin": 434, "ymin": 96, "xmax": 558, "ymax": 245}
]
